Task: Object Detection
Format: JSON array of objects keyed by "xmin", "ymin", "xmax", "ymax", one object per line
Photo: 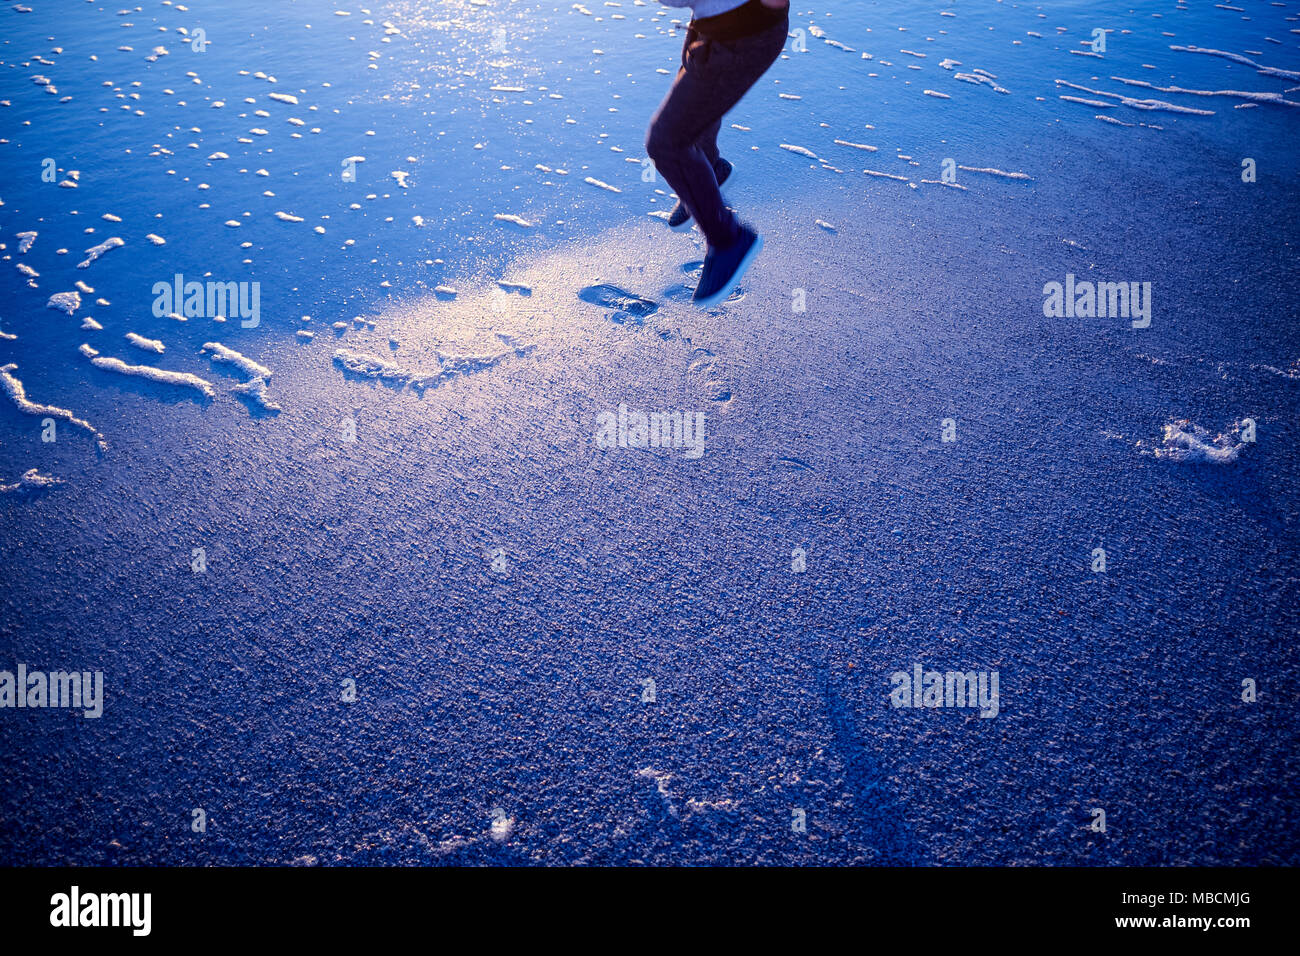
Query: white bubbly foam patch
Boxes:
[
  {"xmin": 1140, "ymin": 419, "xmax": 1252, "ymax": 463},
  {"xmin": 46, "ymin": 291, "xmax": 81, "ymax": 314}
]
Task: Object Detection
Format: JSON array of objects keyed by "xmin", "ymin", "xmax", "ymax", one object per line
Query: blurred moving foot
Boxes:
[
  {"xmin": 668, "ymin": 158, "xmax": 734, "ymax": 232},
  {"xmin": 692, "ymin": 224, "xmax": 762, "ymax": 309}
]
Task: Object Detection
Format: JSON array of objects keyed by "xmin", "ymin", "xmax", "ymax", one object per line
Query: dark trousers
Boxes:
[{"xmin": 645, "ymin": 15, "xmax": 788, "ymax": 249}]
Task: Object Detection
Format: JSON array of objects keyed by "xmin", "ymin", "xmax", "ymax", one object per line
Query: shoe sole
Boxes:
[
  {"xmin": 693, "ymin": 232, "xmax": 763, "ymax": 309},
  {"xmin": 668, "ymin": 166, "xmax": 737, "ymax": 232}
]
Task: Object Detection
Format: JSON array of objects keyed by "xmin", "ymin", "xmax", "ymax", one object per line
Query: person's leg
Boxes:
[
  {"xmin": 675, "ymin": 27, "xmax": 726, "ymax": 175},
  {"xmin": 666, "ymin": 115, "xmax": 730, "ymax": 231},
  {"xmin": 677, "ymin": 28, "xmax": 720, "ymax": 170},
  {"xmin": 646, "ymin": 61, "xmax": 732, "ymax": 246},
  {"xmin": 646, "ymin": 20, "xmax": 787, "ymax": 249},
  {"xmin": 697, "ymin": 117, "xmax": 723, "ymax": 169}
]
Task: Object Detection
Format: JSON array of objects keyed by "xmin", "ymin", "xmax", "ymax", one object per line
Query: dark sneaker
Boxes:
[
  {"xmin": 667, "ymin": 158, "xmax": 734, "ymax": 231},
  {"xmin": 692, "ymin": 224, "xmax": 762, "ymax": 309}
]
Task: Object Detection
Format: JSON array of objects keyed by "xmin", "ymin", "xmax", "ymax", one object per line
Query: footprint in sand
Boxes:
[
  {"xmin": 577, "ymin": 283, "xmax": 659, "ymax": 327},
  {"xmin": 666, "ymin": 261, "xmax": 746, "ymax": 306},
  {"xmin": 576, "ymin": 287, "xmax": 728, "ymax": 398},
  {"xmin": 688, "ymin": 347, "xmax": 733, "ymax": 406}
]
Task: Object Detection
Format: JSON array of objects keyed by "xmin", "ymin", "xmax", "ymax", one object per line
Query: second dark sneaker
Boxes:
[
  {"xmin": 667, "ymin": 158, "xmax": 734, "ymax": 232},
  {"xmin": 692, "ymin": 223, "xmax": 762, "ymax": 309}
]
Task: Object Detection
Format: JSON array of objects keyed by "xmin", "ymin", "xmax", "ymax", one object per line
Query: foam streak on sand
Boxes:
[
  {"xmin": 780, "ymin": 143, "xmax": 820, "ymax": 159},
  {"xmin": 1169, "ymin": 45, "xmax": 1300, "ymax": 81},
  {"xmin": 334, "ymin": 336, "xmax": 530, "ymax": 392},
  {"xmin": 0, "ymin": 363, "xmax": 107, "ymax": 451},
  {"xmin": 200, "ymin": 342, "xmax": 280, "ymax": 412},
  {"xmin": 201, "ymin": 342, "xmax": 272, "ymax": 380},
  {"xmin": 494, "ymin": 213, "xmax": 534, "ymax": 227},
  {"xmin": 635, "ymin": 767, "xmax": 738, "ymax": 823},
  {"xmin": 333, "ymin": 349, "xmax": 429, "ymax": 387},
  {"xmin": 77, "ymin": 237, "xmax": 124, "ymax": 269},
  {"xmin": 230, "ymin": 376, "xmax": 281, "ymax": 413},
  {"xmin": 125, "ymin": 332, "xmax": 165, "ymax": 354},
  {"xmin": 1055, "ymin": 80, "xmax": 1214, "ymax": 115},
  {"xmin": 1061, "ymin": 95, "xmax": 1116, "ymax": 108},
  {"xmin": 1110, "ymin": 76, "xmax": 1300, "ymax": 107},
  {"xmin": 954, "ymin": 73, "xmax": 1010, "ymax": 94},
  {"xmin": 957, "ymin": 165, "xmax": 1033, "ymax": 181},
  {"xmin": 89, "ymin": 356, "xmax": 216, "ymax": 399},
  {"xmin": 0, "ymin": 469, "xmax": 64, "ymax": 494}
]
